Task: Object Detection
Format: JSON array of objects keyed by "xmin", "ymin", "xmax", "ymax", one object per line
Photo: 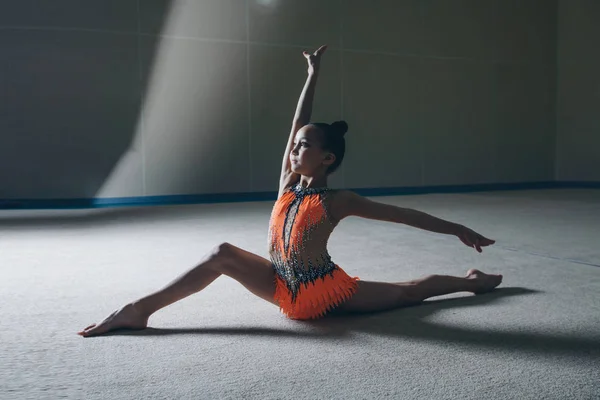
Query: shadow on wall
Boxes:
[{"xmin": 0, "ymin": 4, "xmax": 172, "ymax": 203}]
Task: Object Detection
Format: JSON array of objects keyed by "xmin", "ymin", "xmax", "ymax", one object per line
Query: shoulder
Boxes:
[
  {"xmin": 327, "ymin": 189, "xmax": 397, "ymax": 222},
  {"xmin": 278, "ymin": 172, "xmax": 300, "ymax": 198},
  {"xmin": 326, "ymin": 189, "xmax": 364, "ymax": 222}
]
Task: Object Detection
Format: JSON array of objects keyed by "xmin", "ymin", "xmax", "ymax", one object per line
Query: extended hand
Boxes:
[
  {"xmin": 455, "ymin": 225, "xmax": 495, "ymax": 253},
  {"xmin": 303, "ymin": 45, "xmax": 327, "ymax": 74}
]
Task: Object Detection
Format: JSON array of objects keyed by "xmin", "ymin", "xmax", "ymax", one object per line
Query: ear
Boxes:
[{"xmin": 322, "ymin": 152, "xmax": 336, "ymax": 166}]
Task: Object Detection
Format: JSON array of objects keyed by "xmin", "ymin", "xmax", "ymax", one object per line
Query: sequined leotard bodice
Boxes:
[
  {"xmin": 268, "ymin": 184, "xmax": 358, "ymax": 319},
  {"xmin": 268, "ymin": 184, "xmax": 338, "ymax": 297}
]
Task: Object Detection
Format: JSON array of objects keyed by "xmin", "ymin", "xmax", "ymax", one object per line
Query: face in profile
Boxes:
[{"xmin": 289, "ymin": 125, "xmax": 335, "ymax": 176}]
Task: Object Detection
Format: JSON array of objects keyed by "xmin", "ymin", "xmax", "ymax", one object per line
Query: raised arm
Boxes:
[{"xmin": 279, "ymin": 45, "xmax": 327, "ymax": 195}]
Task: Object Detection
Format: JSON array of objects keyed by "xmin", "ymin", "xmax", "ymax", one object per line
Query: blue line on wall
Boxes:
[{"xmin": 0, "ymin": 181, "xmax": 598, "ymax": 210}]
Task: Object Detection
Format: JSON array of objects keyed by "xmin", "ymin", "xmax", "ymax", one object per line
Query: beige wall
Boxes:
[
  {"xmin": 556, "ymin": 0, "xmax": 600, "ymax": 182},
  {"xmin": 0, "ymin": 0, "xmax": 558, "ymax": 200}
]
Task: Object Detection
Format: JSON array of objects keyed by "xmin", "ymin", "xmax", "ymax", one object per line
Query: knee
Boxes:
[
  {"xmin": 211, "ymin": 242, "xmax": 236, "ymax": 260},
  {"xmin": 400, "ymin": 282, "xmax": 425, "ymax": 305},
  {"xmin": 203, "ymin": 242, "xmax": 237, "ymax": 273}
]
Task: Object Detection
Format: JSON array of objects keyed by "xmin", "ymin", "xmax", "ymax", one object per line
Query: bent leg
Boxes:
[
  {"xmin": 332, "ymin": 269, "xmax": 502, "ymax": 315},
  {"xmin": 78, "ymin": 243, "xmax": 276, "ymax": 337},
  {"xmin": 135, "ymin": 242, "xmax": 277, "ymax": 315}
]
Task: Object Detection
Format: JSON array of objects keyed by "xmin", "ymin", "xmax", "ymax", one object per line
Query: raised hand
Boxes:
[
  {"xmin": 455, "ymin": 225, "xmax": 495, "ymax": 253},
  {"xmin": 303, "ymin": 45, "xmax": 327, "ymax": 75}
]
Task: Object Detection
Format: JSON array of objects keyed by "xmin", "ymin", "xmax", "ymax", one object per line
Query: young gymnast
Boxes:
[{"xmin": 78, "ymin": 45, "xmax": 501, "ymax": 337}]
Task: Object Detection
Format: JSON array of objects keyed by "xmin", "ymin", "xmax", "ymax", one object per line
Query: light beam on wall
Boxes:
[{"xmin": 95, "ymin": 1, "xmax": 234, "ymax": 200}]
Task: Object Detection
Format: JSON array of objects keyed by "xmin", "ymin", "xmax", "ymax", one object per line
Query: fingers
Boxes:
[
  {"xmin": 474, "ymin": 237, "xmax": 495, "ymax": 252},
  {"xmin": 459, "ymin": 230, "xmax": 495, "ymax": 253},
  {"xmin": 460, "ymin": 235, "xmax": 483, "ymax": 252},
  {"xmin": 303, "ymin": 45, "xmax": 328, "ymax": 59},
  {"xmin": 461, "ymin": 237, "xmax": 477, "ymax": 251},
  {"xmin": 315, "ymin": 44, "xmax": 328, "ymax": 55},
  {"xmin": 478, "ymin": 236, "xmax": 495, "ymax": 247}
]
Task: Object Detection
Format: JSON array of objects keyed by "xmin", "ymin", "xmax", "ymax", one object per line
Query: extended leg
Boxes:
[
  {"xmin": 78, "ymin": 243, "xmax": 276, "ymax": 337},
  {"xmin": 333, "ymin": 269, "xmax": 502, "ymax": 314}
]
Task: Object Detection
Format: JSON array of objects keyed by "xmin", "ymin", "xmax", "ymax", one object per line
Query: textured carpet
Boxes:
[{"xmin": 1, "ymin": 189, "xmax": 599, "ymax": 399}]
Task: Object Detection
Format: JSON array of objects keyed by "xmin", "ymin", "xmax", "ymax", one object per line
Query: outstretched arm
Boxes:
[
  {"xmin": 332, "ymin": 190, "xmax": 495, "ymax": 253},
  {"xmin": 279, "ymin": 45, "xmax": 327, "ymax": 191}
]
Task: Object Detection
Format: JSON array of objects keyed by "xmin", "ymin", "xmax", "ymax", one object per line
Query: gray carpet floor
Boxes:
[{"xmin": 1, "ymin": 189, "xmax": 599, "ymax": 399}]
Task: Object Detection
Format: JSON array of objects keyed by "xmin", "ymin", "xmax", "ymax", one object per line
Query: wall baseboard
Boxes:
[{"xmin": 1, "ymin": 181, "xmax": 598, "ymax": 210}]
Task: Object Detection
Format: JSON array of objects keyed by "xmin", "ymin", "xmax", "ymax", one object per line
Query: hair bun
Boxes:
[{"xmin": 331, "ymin": 120, "xmax": 348, "ymax": 136}]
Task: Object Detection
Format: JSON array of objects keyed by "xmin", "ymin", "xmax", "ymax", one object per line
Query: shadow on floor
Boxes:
[{"xmin": 96, "ymin": 287, "xmax": 600, "ymax": 361}]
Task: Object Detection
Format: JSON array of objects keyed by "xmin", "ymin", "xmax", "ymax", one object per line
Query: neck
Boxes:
[{"xmin": 299, "ymin": 176, "xmax": 328, "ymax": 189}]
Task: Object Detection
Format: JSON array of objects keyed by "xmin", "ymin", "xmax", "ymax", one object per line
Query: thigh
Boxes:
[
  {"xmin": 219, "ymin": 243, "xmax": 278, "ymax": 306},
  {"xmin": 332, "ymin": 281, "xmax": 418, "ymax": 314}
]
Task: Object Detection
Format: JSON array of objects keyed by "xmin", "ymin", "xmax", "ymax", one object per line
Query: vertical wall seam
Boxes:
[
  {"xmin": 246, "ymin": 0, "xmax": 253, "ymax": 191},
  {"xmin": 419, "ymin": 0, "xmax": 425, "ymax": 186},
  {"xmin": 340, "ymin": 0, "xmax": 345, "ymax": 189},
  {"xmin": 136, "ymin": 0, "xmax": 147, "ymax": 195},
  {"xmin": 554, "ymin": 0, "xmax": 560, "ymax": 181}
]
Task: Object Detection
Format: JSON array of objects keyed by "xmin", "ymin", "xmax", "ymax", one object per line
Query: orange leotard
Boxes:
[{"xmin": 268, "ymin": 184, "xmax": 359, "ymax": 320}]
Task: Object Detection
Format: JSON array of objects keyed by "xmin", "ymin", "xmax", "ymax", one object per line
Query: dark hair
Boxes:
[{"xmin": 310, "ymin": 120, "xmax": 348, "ymax": 175}]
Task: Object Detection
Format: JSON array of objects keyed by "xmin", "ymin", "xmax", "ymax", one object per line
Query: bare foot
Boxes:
[
  {"xmin": 466, "ymin": 268, "xmax": 503, "ymax": 294},
  {"xmin": 78, "ymin": 303, "xmax": 149, "ymax": 337}
]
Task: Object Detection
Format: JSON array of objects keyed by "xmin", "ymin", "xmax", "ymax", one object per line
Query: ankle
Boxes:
[
  {"xmin": 464, "ymin": 277, "xmax": 480, "ymax": 291},
  {"xmin": 130, "ymin": 300, "xmax": 153, "ymax": 319}
]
